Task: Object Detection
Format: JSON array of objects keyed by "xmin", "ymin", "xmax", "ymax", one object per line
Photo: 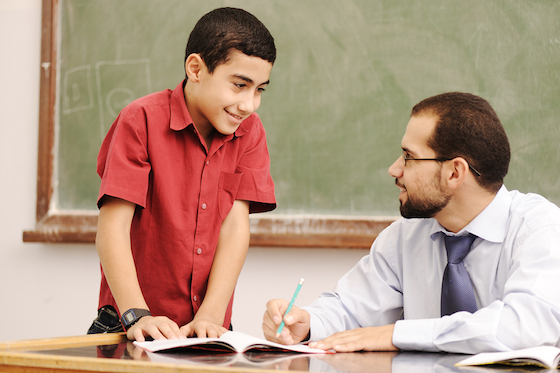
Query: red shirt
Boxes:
[{"xmin": 96, "ymin": 81, "xmax": 276, "ymax": 328}]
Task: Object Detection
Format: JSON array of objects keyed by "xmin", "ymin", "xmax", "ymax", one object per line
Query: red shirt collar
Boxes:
[{"xmin": 169, "ymin": 80, "xmax": 249, "ymax": 139}]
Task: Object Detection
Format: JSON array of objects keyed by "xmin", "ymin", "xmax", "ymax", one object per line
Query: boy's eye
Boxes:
[
  {"xmin": 257, "ymin": 87, "xmax": 266, "ymax": 93},
  {"xmin": 234, "ymin": 83, "xmax": 246, "ymax": 89}
]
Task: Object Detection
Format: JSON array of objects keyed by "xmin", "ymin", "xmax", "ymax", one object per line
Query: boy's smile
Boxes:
[{"xmin": 184, "ymin": 50, "xmax": 273, "ymax": 147}]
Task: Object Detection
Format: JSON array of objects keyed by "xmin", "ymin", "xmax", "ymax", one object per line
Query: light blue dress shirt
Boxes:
[{"xmin": 304, "ymin": 186, "xmax": 560, "ymax": 353}]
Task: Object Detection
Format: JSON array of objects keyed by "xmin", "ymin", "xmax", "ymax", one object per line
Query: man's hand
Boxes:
[
  {"xmin": 308, "ymin": 324, "xmax": 398, "ymax": 352},
  {"xmin": 180, "ymin": 315, "xmax": 229, "ymax": 338},
  {"xmin": 127, "ymin": 315, "xmax": 184, "ymax": 342},
  {"xmin": 262, "ymin": 299, "xmax": 311, "ymax": 345}
]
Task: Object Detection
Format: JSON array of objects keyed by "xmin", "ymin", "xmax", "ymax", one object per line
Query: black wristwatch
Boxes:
[{"xmin": 121, "ymin": 308, "xmax": 152, "ymax": 330}]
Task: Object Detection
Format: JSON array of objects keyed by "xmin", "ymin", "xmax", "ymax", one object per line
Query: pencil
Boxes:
[{"xmin": 276, "ymin": 278, "xmax": 305, "ymax": 338}]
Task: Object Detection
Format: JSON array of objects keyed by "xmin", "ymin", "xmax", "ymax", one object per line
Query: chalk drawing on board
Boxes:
[
  {"xmin": 62, "ymin": 65, "xmax": 93, "ymax": 115},
  {"xmin": 106, "ymin": 88, "xmax": 136, "ymax": 118},
  {"xmin": 95, "ymin": 59, "xmax": 152, "ymax": 137}
]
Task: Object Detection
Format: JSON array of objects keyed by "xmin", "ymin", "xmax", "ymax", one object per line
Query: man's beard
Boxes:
[{"xmin": 398, "ymin": 176, "xmax": 451, "ymax": 219}]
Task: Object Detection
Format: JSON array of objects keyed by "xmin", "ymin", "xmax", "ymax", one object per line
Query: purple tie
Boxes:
[{"xmin": 441, "ymin": 234, "xmax": 478, "ymax": 316}]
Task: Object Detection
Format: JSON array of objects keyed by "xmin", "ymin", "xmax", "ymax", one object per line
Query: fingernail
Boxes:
[{"xmin": 285, "ymin": 315, "xmax": 294, "ymax": 323}]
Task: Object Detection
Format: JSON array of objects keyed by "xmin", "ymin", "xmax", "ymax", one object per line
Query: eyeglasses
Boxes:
[{"xmin": 401, "ymin": 151, "xmax": 481, "ymax": 177}]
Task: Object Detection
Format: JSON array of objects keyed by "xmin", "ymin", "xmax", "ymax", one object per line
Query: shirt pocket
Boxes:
[{"xmin": 218, "ymin": 172, "xmax": 243, "ymax": 220}]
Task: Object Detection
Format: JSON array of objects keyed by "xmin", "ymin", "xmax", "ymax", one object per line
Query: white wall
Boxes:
[
  {"xmin": 0, "ymin": 0, "xmax": 102, "ymax": 341},
  {"xmin": 234, "ymin": 247, "xmax": 368, "ymax": 338},
  {"xmin": 0, "ymin": 0, "xmax": 370, "ymax": 341}
]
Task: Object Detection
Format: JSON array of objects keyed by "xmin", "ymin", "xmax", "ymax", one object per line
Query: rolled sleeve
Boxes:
[
  {"xmin": 234, "ymin": 116, "xmax": 276, "ymax": 213},
  {"xmin": 97, "ymin": 106, "xmax": 151, "ymax": 208}
]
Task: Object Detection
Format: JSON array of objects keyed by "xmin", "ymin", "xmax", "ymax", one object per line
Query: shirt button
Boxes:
[
  {"xmin": 201, "ymin": 203, "xmax": 207, "ymax": 210},
  {"xmin": 193, "ymin": 295, "xmax": 198, "ymax": 302},
  {"xmin": 197, "ymin": 248, "xmax": 202, "ymax": 255},
  {"xmin": 206, "ymin": 160, "xmax": 209, "ymax": 165}
]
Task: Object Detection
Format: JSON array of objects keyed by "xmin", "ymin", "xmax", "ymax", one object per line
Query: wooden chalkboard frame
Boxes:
[{"xmin": 22, "ymin": 0, "xmax": 394, "ymax": 248}]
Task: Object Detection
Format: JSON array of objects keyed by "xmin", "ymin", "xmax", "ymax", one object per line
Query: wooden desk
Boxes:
[{"xmin": 0, "ymin": 334, "xmax": 556, "ymax": 373}]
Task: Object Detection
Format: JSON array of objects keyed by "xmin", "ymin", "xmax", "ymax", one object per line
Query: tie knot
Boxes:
[{"xmin": 443, "ymin": 234, "xmax": 476, "ymax": 264}]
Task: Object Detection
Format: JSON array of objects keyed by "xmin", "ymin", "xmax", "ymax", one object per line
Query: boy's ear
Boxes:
[{"xmin": 185, "ymin": 53, "xmax": 204, "ymax": 82}]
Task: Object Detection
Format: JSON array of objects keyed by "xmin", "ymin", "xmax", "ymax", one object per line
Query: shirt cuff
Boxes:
[
  {"xmin": 393, "ymin": 318, "xmax": 439, "ymax": 352},
  {"xmin": 306, "ymin": 311, "xmax": 327, "ymax": 342}
]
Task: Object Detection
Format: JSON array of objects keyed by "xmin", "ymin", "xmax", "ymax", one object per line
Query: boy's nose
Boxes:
[{"xmin": 239, "ymin": 93, "xmax": 257, "ymax": 114}]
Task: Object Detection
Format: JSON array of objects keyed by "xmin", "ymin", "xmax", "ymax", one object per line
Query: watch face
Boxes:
[
  {"xmin": 124, "ymin": 311, "xmax": 135, "ymax": 323},
  {"xmin": 122, "ymin": 309, "xmax": 150, "ymax": 330}
]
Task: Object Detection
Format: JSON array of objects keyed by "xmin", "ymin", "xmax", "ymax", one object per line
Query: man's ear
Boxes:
[
  {"xmin": 185, "ymin": 53, "xmax": 204, "ymax": 82},
  {"xmin": 445, "ymin": 157, "xmax": 470, "ymax": 190}
]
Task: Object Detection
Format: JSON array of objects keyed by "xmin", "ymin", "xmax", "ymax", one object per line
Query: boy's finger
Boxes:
[
  {"xmin": 158, "ymin": 323, "xmax": 180, "ymax": 340},
  {"xmin": 179, "ymin": 324, "xmax": 194, "ymax": 337},
  {"xmin": 194, "ymin": 325, "xmax": 208, "ymax": 338}
]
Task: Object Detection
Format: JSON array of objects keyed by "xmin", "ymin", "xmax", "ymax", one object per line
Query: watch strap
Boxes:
[{"xmin": 121, "ymin": 308, "xmax": 152, "ymax": 330}]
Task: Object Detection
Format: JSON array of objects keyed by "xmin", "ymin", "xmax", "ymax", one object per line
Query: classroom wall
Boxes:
[{"xmin": 0, "ymin": 0, "xmax": 369, "ymax": 341}]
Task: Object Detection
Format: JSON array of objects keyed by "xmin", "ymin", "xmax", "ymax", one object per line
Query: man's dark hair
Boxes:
[
  {"xmin": 411, "ymin": 92, "xmax": 510, "ymax": 193},
  {"xmin": 185, "ymin": 7, "xmax": 276, "ymax": 77}
]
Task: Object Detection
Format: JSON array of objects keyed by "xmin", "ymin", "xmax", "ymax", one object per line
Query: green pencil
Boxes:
[{"xmin": 276, "ymin": 278, "xmax": 305, "ymax": 338}]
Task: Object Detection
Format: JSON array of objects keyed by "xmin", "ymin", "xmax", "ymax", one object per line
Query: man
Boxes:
[{"xmin": 263, "ymin": 92, "xmax": 560, "ymax": 354}]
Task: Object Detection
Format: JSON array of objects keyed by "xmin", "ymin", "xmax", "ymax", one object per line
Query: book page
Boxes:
[
  {"xmin": 219, "ymin": 332, "xmax": 328, "ymax": 354},
  {"xmin": 456, "ymin": 346, "xmax": 560, "ymax": 369},
  {"xmin": 146, "ymin": 350, "xmax": 310, "ymax": 368},
  {"xmin": 134, "ymin": 337, "xmax": 234, "ymax": 353},
  {"xmin": 134, "ymin": 331, "xmax": 329, "ymax": 354}
]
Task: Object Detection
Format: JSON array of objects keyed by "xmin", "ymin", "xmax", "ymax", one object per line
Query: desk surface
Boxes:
[{"xmin": 0, "ymin": 334, "xmax": 556, "ymax": 373}]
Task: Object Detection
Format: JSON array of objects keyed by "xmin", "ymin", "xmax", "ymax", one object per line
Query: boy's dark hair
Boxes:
[
  {"xmin": 185, "ymin": 7, "xmax": 276, "ymax": 77},
  {"xmin": 411, "ymin": 92, "xmax": 510, "ymax": 193}
]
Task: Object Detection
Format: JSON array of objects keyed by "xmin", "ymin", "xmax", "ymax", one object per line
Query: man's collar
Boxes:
[{"xmin": 430, "ymin": 185, "xmax": 511, "ymax": 243}]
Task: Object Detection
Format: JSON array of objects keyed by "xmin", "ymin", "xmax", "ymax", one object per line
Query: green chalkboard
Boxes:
[{"xmin": 56, "ymin": 0, "xmax": 560, "ymax": 216}]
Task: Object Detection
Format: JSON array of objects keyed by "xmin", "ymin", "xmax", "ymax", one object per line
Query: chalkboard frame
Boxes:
[{"xmin": 22, "ymin": 0, "xmax": 393, "ymax": 248}]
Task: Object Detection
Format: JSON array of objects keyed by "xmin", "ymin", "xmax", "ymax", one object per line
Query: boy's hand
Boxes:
[
  {"xmin": 128, "ymin": 315, "xmax": 184, "ymax": 342},
  {"xmin": 262, "ymin": 299, "xmax": 311, "ymax": 345},
  {"xmin": 180, "ymin": 316, "xmax": 228, "ymax": 338}
]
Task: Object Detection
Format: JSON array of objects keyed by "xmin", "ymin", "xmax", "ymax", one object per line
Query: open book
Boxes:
[
  {"xmin": 133, "ymin": 331, "xmax": 330, "ymax": 355},
  {"xmin": 456, "ymin": 346, "xmax": 560, "ymax": 369},
  {"xmin": 144, "ymin": 349, "xmax": 312, "ymax": 369}
]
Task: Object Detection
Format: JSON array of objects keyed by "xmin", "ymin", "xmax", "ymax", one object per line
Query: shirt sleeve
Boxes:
[
  {"xmin": 305, "ymin": 211, "xmax": 560, "ymax": 353},
  {"xmin": 394, "ymin": 222, "xmax": 560, "ymax": 353},
  {"xmin": 304, "ymin": 225, "xmax": 405, "ymax": 341},
  {"xmin": 97, "ymin": 104, "xmax": 151, "ymax": 208},
  {"xmin": 234, "ymin": 115, "xmax": 276, "ymax": 213}
]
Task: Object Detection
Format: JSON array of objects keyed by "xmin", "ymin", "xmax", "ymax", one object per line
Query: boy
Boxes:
[{"xmin": 88, "ymin": 7, "xmax": 277, "ymax": 342}]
